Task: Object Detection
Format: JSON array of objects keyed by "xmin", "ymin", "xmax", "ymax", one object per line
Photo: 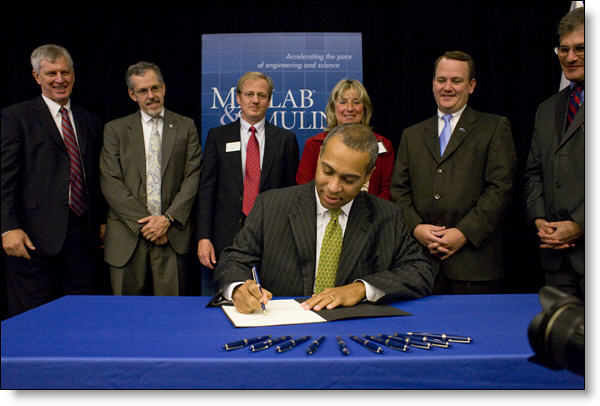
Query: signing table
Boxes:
[{"xmin": 1, "ymin": 294, "xmax": 584, "ymax": 389}]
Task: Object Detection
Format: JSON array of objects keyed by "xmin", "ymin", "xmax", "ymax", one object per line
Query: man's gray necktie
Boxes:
[{"xmin": 146, "ymin": 116, "xmax": 162, "ymax": 215}]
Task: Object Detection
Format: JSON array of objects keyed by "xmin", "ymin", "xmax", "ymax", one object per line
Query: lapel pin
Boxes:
[
  {"xmin": 169, "ymin": 124, "xmax": 174, "ymax": 128},
  {"xmin": 458, "ymin": 128, "xmax": 465, "ymax": 132}
]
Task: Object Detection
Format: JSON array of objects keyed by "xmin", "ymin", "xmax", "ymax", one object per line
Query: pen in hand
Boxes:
[{"xmin": 251, "ymin": 266, "xmax": 267, "ymax": 315}]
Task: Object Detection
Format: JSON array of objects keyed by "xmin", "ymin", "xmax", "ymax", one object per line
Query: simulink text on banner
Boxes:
[{"xmin": 200, "ymin": 33, "xmax": 363, "ymax": 155}]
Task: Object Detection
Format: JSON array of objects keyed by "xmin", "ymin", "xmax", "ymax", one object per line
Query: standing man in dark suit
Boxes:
[
  {"xmin": 391, "ymin": 51, "xmax": 517, "ymax": 294},
  {"xmin": 100, "ymin": 62, "xmax": 201, "ymax": 296},
  {"xmin": 214, "ymin": 123, "xmax": 433, "ymax": 314},
  {"xmin": 1, "ymin": 44, "xmax": 105, "ymax": 317},
  {"xmin": 196, "ymin": 72, "xmax": 299, "ymax": 294},
  {"xmin": 524, "ymin": 7, "xmax": 584, "ymax": 299}
]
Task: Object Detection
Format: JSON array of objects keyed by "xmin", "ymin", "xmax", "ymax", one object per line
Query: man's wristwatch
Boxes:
[{"xmin": 163, "ymin": 213, "xmax": 174, "ymax": 225}]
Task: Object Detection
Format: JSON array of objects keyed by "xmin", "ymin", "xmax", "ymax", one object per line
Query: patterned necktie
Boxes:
[
  {"xmin": 146, "ymin": 116, "xmax": 162, "ymax": 215},
  {"xmin": 439, "ymin": 114, "xmax": 452, "ymax": 156},
  {"xmin": 59, "ymin": 107, "xmax": 86, "ymax": 216},
  {"xmin": 242, "ymin": 126, "xmax": 260, "ymax": 216},
  {"xmin": 315, "ymin": 209, "xmax": 343, "ymax": 294},
  {"xmin": 567, "ymin": 83, "xmax": 583, "ymax": 126}
]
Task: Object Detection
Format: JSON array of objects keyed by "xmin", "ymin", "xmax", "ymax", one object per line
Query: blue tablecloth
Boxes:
[{"xmin": 0, "ymin": 294, "xmax": 584, "ymax": 389}]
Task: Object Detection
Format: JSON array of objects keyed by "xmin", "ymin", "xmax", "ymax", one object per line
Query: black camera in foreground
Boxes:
[{"xmin": 528, "ymin": 286, "xmax": 584, "ymax": 376}]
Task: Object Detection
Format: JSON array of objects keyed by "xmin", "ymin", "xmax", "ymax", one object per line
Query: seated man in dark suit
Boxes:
[{"xmin": 214, "ymin": 123, "xmax": 434, "ymax": 314}]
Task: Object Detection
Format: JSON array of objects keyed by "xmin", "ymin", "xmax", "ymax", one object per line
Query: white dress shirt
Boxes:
[
  {"xmin": 314, "ymin": 189, "xmax": 385, "ymax": 302},
  {"xmin": 140, "ymin": 108, "xmax": 164, "ymax": 155}
]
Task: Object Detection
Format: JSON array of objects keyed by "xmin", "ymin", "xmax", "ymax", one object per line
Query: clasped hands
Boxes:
[
  {"xmin": 232, "ymin": 280, "xmax": 366, "ymax": 314},
  {"xmin": 413, "ymin": 224, "xmax": 467, "ymax": 260},
  {"xmin": 138, "ymin": 215, "xmax": 170, "ymax": 245},
  {"xmin": 535, "ymin": 219, "xmax": 582, "ymax": 250}
]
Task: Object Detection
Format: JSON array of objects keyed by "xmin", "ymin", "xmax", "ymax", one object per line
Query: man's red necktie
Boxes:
[
  {"xmin": 567, "ymin": 83, "xmax": 583, "ymax": 126},
  {"xmin": 242, "ymin": 126, "xmax": 260, "ymax": 216},
  {"xmin": 59, "ymin": 107, "xmax": 86, "ymax": 216}
]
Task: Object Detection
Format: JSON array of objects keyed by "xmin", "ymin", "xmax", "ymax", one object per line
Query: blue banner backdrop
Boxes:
[{"xmin": 201, "ymin": 33, "xmax": 363, "ymax": 155}]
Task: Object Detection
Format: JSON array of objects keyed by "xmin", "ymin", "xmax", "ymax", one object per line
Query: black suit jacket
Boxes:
[
  {"xmin": 1, "ymin": 96, "xmax": 104, "ymax": 255},
  {"xmin": 524, "ymin": 87, "xmax": 584, "ymax": 274},
  {"xmin": 196, "ymin": 119, "xmax": 299, "ymax": 257},
  {"xmin": 214, "ymin": 182, "xmax": 434, "ymax": 302}
]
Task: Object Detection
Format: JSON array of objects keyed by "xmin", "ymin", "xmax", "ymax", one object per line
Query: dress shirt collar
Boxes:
[
  {"xmin": 141, "ymin": 108, "xmax": 165, "ymax": 124},
  {"xmin": 240, "ymin": 117, "xmax": 266, "ymax": 134},
  {"xmin": 437, "ymin": 103, "xmax": 467, "ymax": 121},
  {"xmin": 41, "ymin": 94, "xmax": 71, "ymax": 117},
  {"xmin": 314, "ymin": 187, "xmax": 353, "ymax": 219}
]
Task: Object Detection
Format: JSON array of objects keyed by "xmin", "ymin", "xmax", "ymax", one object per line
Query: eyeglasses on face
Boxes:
[
  {"xmin": 133, "ymin": 84, "xmax": 163, "ymax": 96},
  {"xmin": 554, "ymin": 44, "xmax": 584, "ymax": 56}
]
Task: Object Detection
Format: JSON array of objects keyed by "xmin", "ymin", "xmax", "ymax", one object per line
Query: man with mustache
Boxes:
[
  {"xmin": 524, "ymin": 6, "xmax": 585, "ymax": 299},
  {"xmin": 391, "ymin": 50, "xmax": 517, "ymax": 294},
  {"xmin": 100, "ymin": 61, "xmax": 201, "ymax": 296},
  {"xmin": 1, "ymin": 44, "xmax": 105, "ymax": 317}
]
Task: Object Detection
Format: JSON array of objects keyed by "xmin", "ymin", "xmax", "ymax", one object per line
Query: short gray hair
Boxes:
[
  {"xmin": 558, "ymin": 6, "xmax": 584, "ymax": 40},
  {"xmin": 31, "ymin": 44, "xmax": 73, "ymax": 73},
  {"xmin": 125, "ymin": 61, "xmax": 164, "ymax": 90},
  {"xmin": 321, "ymin": 123, "xmax": 378, "ymax": 174}
]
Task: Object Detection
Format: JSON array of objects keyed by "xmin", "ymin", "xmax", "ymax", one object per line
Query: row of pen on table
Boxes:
[{"xmin": 222, "ymin": 332, "xmax": 473, "ymax": 355}]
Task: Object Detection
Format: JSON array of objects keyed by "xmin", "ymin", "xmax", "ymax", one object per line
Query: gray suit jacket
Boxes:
[
  {"xmin": 391, "ymin": 106, "xmax": 517, "ymax": 281},
  {"xmin": 214, "ymin": 182, "xmax": 434, "ymax": 302},
  {"xmin": 524, "ymin": 87, "xmax": 584, "ymax": 274},
  {"xmin": 100, "ymin": 109, "xmax": 202, "ymax": 267}
]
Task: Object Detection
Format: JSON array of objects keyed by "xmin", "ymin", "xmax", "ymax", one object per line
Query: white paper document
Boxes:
[{"xmin": 221, "ymin": 299, "xmax": 327, "ymax": 327}]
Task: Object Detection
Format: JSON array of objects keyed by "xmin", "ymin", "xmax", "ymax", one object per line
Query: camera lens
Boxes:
[{"xmin": 528, "ymin": 286, "xmax": 584, "ymax": 376}]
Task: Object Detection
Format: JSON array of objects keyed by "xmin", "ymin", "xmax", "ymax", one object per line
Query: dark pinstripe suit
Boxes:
[{"xmin": 214, "ymin": 181, "xmax": 434, "ymax": 303}]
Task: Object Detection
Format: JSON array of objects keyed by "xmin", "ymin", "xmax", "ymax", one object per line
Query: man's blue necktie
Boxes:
[{"xmin": 439, "ymin": 114, "xmax": 452, "ymax": 156}]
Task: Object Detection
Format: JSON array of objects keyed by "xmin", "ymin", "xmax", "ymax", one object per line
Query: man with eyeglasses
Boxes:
[
  {"xmin": 100, "ymin": 61, "xmax": 201, "ymax": 296},
  {"xmin": 196, "ymin": 72, "xmax": 299, "ymax": 294},
  {"xmin": 524, "ymin": 6, "xmax": 585, "ymax": 299}
]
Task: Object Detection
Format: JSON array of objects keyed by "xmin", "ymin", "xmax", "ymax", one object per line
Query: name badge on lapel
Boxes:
[
  {"xmin": 378, "ymin": 142, "xmax": 387, "ymax": 154},
  {"xmin": 226, "ymin": 141, "xmax": 241, "ymax": 152}
]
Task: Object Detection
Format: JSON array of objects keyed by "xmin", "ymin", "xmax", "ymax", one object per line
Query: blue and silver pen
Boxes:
[
  {"xmin": 407, "ymin": 332, "xmax": 472, "ymax": 343},
  {"xmin": 349, "ymin": 335, "xmax": 383, "ymax": 354},
  {"xmin": 306, "ymin": 335, "xmax": 326, "ymax": 355},
  {"xmin": 364, "ymin": 335, "xmax": 408, "ymax": 352},
  {"xmin": 222, "ymin": 335, "xmax": 272, "ymax": 350},
  {"xmin": 336, "ymin": 335, "xmax": 350, "ymax": 356},
  {"xmin": 404, "ymin": 334, "xmax": 450, "ymax": 348},
  {"xmin": 275, "ymin": 335, "xmax": 312, "ymax": 353},
  {"xmin": 382, "ymin": 334, "xmax": 431, "ymax": 350},
  {"xmin": 249, "ymin": 335, "xmax": 293, "ymax": 352},
  {"xmin": 251, "ymin": 266, "xmax": 266, "ymax": 315}
]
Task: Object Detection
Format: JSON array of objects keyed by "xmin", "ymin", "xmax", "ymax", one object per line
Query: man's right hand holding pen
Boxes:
[{"xmin": 232, "ymin": 279, "xmax": 272, "ymax": 314}]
